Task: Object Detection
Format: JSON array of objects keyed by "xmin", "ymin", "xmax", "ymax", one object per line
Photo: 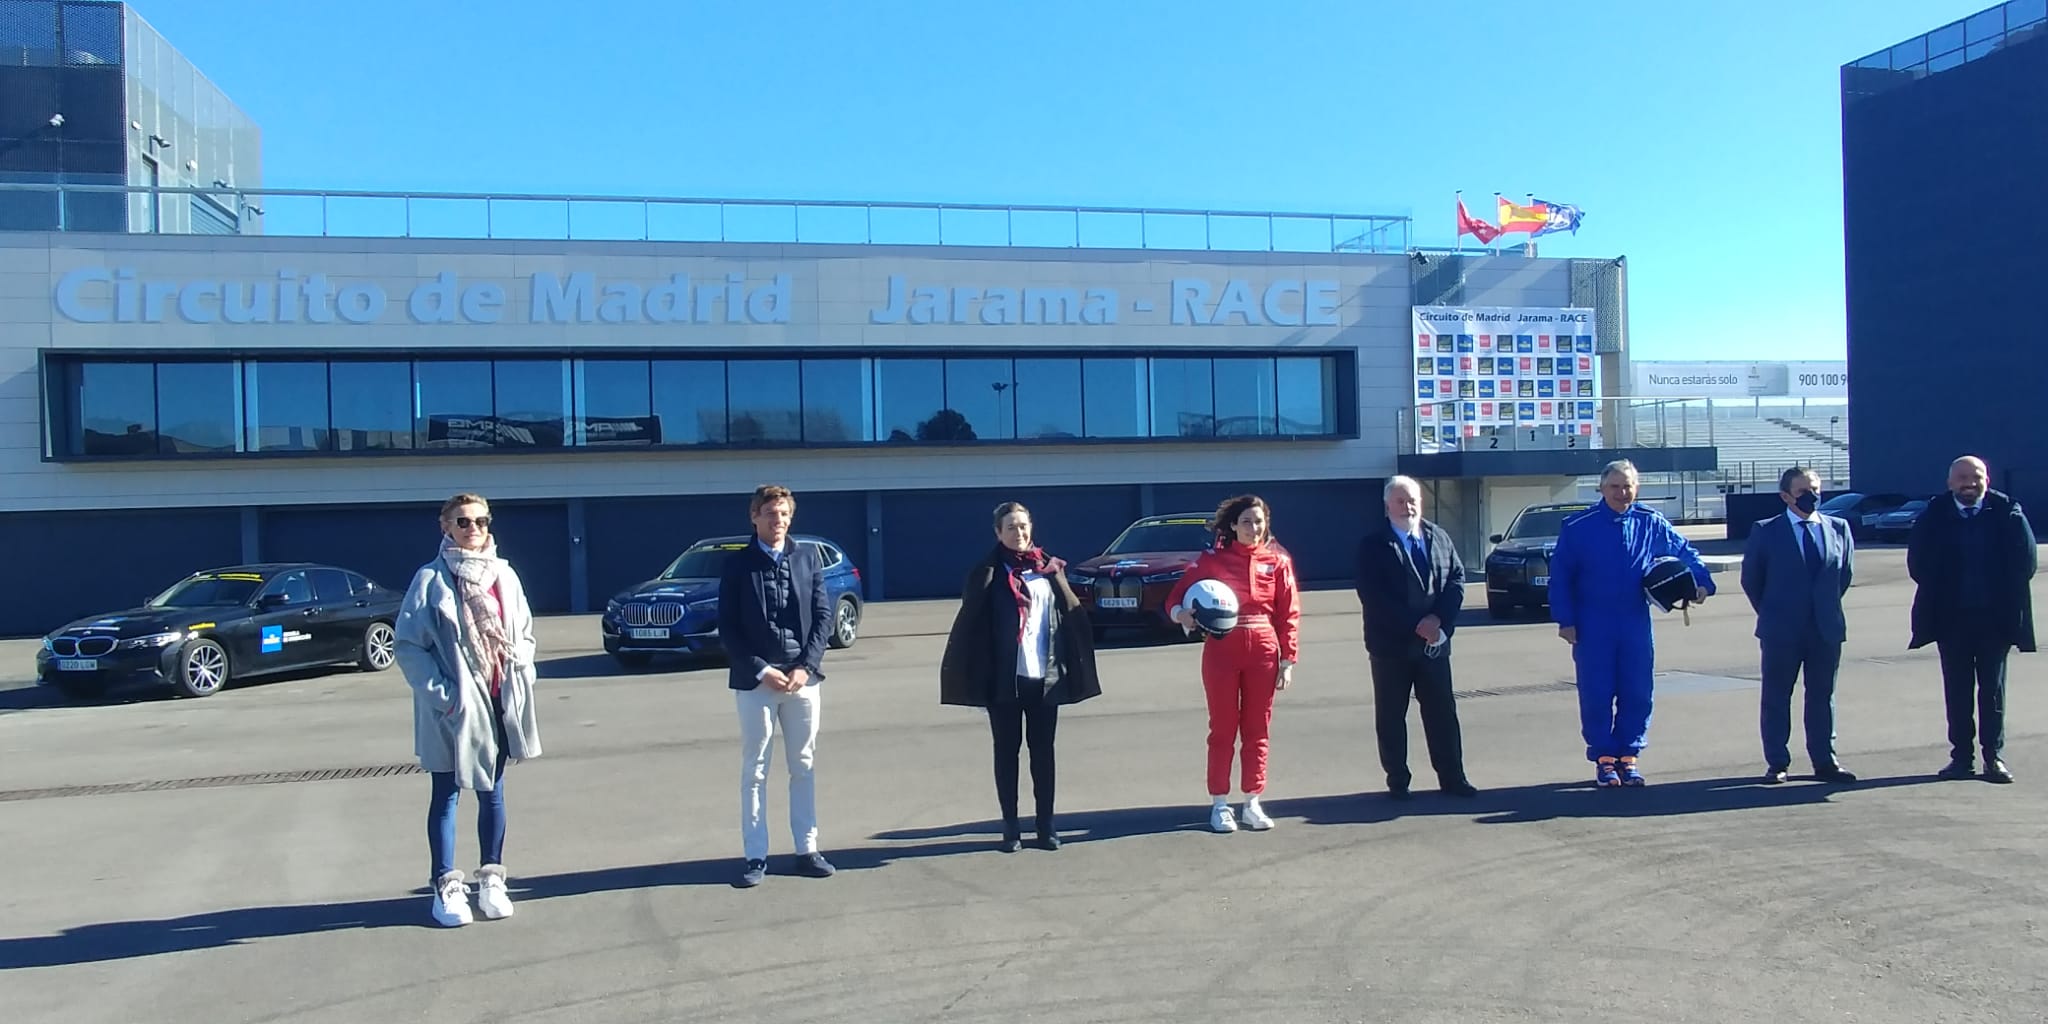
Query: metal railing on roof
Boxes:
[{"xmin": 0, "ymin": 182, "xmax": 1413, "ymax": 253}]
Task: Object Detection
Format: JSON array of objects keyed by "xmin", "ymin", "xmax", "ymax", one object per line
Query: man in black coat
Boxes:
[
  {"xmin": 1355, "ymin": 475, "xmax": 1476, "ymax": 799},
  {"xmin": 1908, "ymin": 455, "xmax": 2037, "ymax": 784},
  {"xmin": 719, "ymin": 484, "xmax": 836, "ymax": 887}
]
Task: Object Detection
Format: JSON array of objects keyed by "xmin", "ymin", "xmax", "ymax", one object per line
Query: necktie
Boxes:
[
  {"xmin": 1801, "ymin": 521, "xmax": 1821, "ymax": 575},
  {"xmin": 1963, "ymin": 506, "xmax": 1978, "ymax": 519},
  {"xmin": 1407, "ymin": 534, "xmax": 1428, "ymax": 581}
]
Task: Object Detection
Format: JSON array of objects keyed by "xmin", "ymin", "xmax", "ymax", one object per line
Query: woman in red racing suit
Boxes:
[{"xmin": 1166, "ymin": 494, "xmax": 1301, "ymax": 834}]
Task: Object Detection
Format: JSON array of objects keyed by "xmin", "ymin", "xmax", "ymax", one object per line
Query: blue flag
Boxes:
[{"xmin": 1531, "ymin": 200, "xmax": 1584, "ymax": 238}]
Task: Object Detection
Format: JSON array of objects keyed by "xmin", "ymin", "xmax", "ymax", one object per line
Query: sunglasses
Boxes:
[{"xmin": 451, "ymin": 516, "xmax": 492, "ymax": 529}]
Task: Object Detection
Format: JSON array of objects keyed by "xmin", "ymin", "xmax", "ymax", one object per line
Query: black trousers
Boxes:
[
  {"xmin": 1370, "ymin": 650, "xmax": 1466, "ymax": 790},
  {"xmin": 989, "ymin": 676, "xmax": 1058, "ymax": 832},
  {"xmin": 1937, "ymin": 619, "xmax": 2010, "ymax": 765}
]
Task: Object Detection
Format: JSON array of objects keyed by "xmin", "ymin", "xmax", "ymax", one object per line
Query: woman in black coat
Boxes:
[{"xmin": 941, "ymin": 501, "xmax": 1103, "ymax": 851}]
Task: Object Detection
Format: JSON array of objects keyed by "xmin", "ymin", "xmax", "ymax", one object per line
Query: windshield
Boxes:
[
  {"xmin": 1896, "ymin": 500, "xmax": 1929, "ymax": 514},
  {"xmin": 1105, "ymin": 522, "xmax": 1214, "ymax": 555},
  {"xmin": 1505, "ymin": 508, "xmax": 1586, "ymax": 540},
  {"xmin": 150, "ymin": 576, "xmax": 263, "ymax": 608},
  {"xmin": 1817, "ymin": 493, "xmax": 1864, "ymax": 512},
  {"xmin": 660, "ymin": 544, "xmax": 744, "ymax": 580}
]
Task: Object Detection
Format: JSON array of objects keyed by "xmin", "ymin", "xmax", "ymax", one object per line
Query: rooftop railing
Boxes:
[{"xmin": 0, "ymin": 182, "xmax": 1413, "ymax": 253}]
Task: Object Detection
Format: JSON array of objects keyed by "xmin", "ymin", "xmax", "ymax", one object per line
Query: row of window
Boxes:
[{"xmin": 45, "ymin": 352, "xmax": 1351, "ymax": 459}]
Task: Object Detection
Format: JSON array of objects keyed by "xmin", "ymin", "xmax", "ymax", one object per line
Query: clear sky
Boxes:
[{"xmin": 133, "ymin": 0, "xmax": 1991, "ymax": 361}]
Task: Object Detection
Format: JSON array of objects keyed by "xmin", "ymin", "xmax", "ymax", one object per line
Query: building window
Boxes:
[
  {"xmin": 41, "ymin": 348, "xmax": 1353, "ymax": 459},
  {"xmin": 1214, "ymin": 357, "xmax": 1278, "ymax": 437},
  {"xmin": 65, "ymin": 361, "xmax": 156, "ymax": 455},
  {"xmin": 244, "ymin": 361, "xmax": 331, "ymax": 452},
  {"xmin": 330, "ymin": 361, "xmax": 414, "ymax": 450},
  {"xmin": 1149, "ymin": 357, "xmax": 1214, "ymax": 438},
  {"xmin": 492, "ymin": 358, "xmax": 570, "ymax": 449},
  {"xmin": 726, "ymin": 359, "xmax": 800, "ymax": 444},
  {"xmin": 800, "ymin": 359, "xmax": 872, "ymax": 443},
  {"xmin": 1012, "ymin": 358, "xmax": 1082, "ymax": 439},
  {"xmin": 576, "ymin": 359, "xmax": 655, "ymax": 446},
  {"xmin": 1277, "ymin": 356, "xmax": 1338, "ymax": 436},
  {"xmin": 155, "ymin": 362, "xmax": 238, "ymax": 454},
  {"xmin": 415, "ymin": 360, "xmax": 495, "ymax": 449},
  {"xmin": 652, "ymin": 359, "xmax": 726, "ymax": 446},
  {"xmin": 1082, "ymin": 357, "xmax": 1147, "ymax": 439},
  {"xmin": 876, "ymin": 358, "xmax": 943, "ymax": 442},
  {"xmin": 944, "ymin": 358, "xmax": 1014, "ymax": 441}
]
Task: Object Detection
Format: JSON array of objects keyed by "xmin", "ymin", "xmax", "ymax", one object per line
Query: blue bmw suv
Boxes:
[{"xmin": 600, "ymin": 534, "xmax": 865, "ymax": 668}]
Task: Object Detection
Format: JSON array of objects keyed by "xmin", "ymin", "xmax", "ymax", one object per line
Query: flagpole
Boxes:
[
  {"xmin": 1453, "ymin": 191, "xmax": 1462, "ymax": 253},
  {"xmin": 1524, "ymin": 193, "xmax": 1537, "ymax": 257}
]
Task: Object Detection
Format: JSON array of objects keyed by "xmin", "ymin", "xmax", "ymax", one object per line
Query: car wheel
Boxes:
[
  {"xmin": 176, "ymin": 639, "xmax": 230, "ymax": 698},
  {"xmin": 612, "ymin": 651, "xmax": 653, "ymax": 669},
  {"xmin": 828, "ymin": 597, "xmax": 860, "ymax": 650},
  {"xmin": 359, "ymin": 621, "xmax": 397, "ymax": 672}
]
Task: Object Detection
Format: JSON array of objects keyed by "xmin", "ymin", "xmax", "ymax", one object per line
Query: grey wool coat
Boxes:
[{"xmin": 394, "ymin": 553, "xmax": 543, "ymax": 791}]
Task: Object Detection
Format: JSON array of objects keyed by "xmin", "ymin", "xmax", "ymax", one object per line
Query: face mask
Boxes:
[{"xmin": 1794, "ymin": 492, "xmax": 1819, "ymax": 514}]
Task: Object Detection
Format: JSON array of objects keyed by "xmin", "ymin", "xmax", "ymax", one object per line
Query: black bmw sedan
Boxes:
[{"xmin": 35, "ymin": 563, "xmax": 403, "ymax": 699}]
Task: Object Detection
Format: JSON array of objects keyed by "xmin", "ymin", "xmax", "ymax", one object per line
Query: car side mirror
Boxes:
[
  {"xmin": 259, "ymin": 593, "xmax": 289, "ymax": 609},
  {"xmin": 1489, "ymin": 534, "xmax": 1504, "ymax": 544}
]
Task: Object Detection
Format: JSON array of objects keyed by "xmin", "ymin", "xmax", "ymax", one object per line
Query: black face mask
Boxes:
[{"xmin": 1794, "ymin": 491, "xmax": 1819, "ymax": 514}]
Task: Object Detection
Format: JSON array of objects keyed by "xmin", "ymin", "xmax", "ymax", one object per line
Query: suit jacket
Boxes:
[
  {"xmin": 1907, "ymin": 489, "xmax": 2038, "ymax": 651},
  {"xmin": 1739, "ymin": 511, "xmax": 1854, "ymax": 644},
  {"xmin": 939, "ymin": 546, "xmax": 1103, "ymax": 708},
  {"xmin": 1354, "ymin": 518, "xmax": 1464, "ymax": 658},
  {"xmin": 717, "ymin": 540, "xmax": 832, "ymax": 690}
]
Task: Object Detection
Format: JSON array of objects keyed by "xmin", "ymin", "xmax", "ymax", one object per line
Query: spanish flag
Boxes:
[{"xmin": 1496, "ymin": 195, "xmax": 1550, "ymax": 235}]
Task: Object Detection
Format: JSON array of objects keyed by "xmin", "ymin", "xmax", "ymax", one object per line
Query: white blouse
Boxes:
[{"xmin": 1015, "ymin": 571, "xmax": 1055, "ymax": 679}]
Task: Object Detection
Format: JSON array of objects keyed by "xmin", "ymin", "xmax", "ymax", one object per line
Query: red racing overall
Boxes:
[{"xmin": 1167, "ymin": 541, "xmax": 1302, "ymax": 796}]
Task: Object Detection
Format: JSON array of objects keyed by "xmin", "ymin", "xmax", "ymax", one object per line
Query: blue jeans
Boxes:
[{"xmin": 427, "ymin": 697, "xmax": 508, "ymax": 883}]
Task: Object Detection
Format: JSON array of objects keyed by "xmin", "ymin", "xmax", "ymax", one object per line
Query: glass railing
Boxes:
[{"xmin": 0, "ymin": 182, "xmax": 1412, "ymax": 253}]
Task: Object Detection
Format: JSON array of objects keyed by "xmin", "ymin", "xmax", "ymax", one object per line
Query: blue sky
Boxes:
[{"xmin": 135, "ymin": 0, "xmax": 1991, "ymax": 360}]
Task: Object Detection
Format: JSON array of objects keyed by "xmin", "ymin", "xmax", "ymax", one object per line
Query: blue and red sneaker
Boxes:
[
  {"xmin": 1618, "ymin": 756, "xmax": 1645, "ymax": 787},
  {"xmin": 1595, "ymin": 756, "xmax": 1621, "ymax": 788}
]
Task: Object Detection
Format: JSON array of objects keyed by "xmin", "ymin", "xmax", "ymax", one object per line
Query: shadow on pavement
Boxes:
[{"xmin": 0, "ymin": 774, "xmax": 1951, "ymax": 969}]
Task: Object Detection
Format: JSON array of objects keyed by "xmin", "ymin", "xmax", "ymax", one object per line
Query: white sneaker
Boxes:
[
  {"xmin": 1209, "ymin": 802, "xmax": 1238, "ymax": 833},
  {"xmin": 431, "ymin": 871, "xmax": 472, "ymax": 928},
  {"xmin": 476, "ymin": 864, "xmax": 515, "ymax": 921},
  {"xmin": 1239, "ymin": 797, "xmax": 1275, "ymax": 831}
]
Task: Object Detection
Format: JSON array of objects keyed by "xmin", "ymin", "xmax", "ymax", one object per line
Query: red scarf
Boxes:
[{"xmin": 1001, "ymin": 546, "xmax": 1065, "ymax": 642}]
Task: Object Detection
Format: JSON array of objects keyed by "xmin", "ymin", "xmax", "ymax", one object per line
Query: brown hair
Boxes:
[
  {"xmin": 992, "ymin": 501, "xmax": 1031, "ymax": 528},
  {"xmin": 439, "ymin": 493, "xmax": 489, "ymax": 520},
  {"xmin": 749, "ymin": 484, "xmax": 796, "ymax": 517},
  {"xmin": 1213, "ymin": 494, "xmax": 1271, "ymax": 548}
]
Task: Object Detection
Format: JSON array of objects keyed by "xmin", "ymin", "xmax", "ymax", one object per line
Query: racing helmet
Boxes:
[
  {"xmin": 1183, "ymin": 579, "xmax": 1240, "ymax": 637},
  {"xmin": 1643, "ymin": 556, "xmax": 1697, "ymax": 613}
]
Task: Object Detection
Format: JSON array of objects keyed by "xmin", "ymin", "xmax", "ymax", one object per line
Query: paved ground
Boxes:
[{"xmin": 0, "ymin": 547, "xmax": 2042, "ymax": 1023}]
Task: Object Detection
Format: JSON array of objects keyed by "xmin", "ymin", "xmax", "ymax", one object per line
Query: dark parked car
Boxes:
[
  {"xmin": 36, "ymin": 563, "xmax": 401, "ymax": 699},
  {"xmin": 1483, "ymin": 502, "xmax": 1594, "ymax": 618},
  {"xmin": 600, "ymin": 534, "xmax": 864, "ymax": 668},
  {"xmin": 1065, "ymin": 512, "xmax": 1217, "ymax": 636},
  {"xmin": 1817, "ymin": 491, "xmax": 1912, "ymax": 541},
  {"xmin": 1871, "ymin": 499, "xmax": 1930, "ymax": 543}
]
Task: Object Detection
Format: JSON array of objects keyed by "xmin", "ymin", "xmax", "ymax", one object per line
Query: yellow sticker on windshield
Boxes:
[
  {"xmin": 215, "ymin": 573, "xmax": 265, "ymax": 581},
  {"xmin": 710, "ymin": 543, "xmax": 749, "ymax": 551},
  {"xmin": 1157, "ymin": 518, "xmax": 1210, "ymax": 526}
]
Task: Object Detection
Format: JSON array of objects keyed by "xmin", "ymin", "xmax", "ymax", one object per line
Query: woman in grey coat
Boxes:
[{"xmin": 395, "ymin": 493, "xmax": 543, "ymax": 928}]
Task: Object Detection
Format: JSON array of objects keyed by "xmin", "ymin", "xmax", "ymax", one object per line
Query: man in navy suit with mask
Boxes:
[{"xmin": 1741, "ymin": 466, "xmax": 1856, "ymax": 784}]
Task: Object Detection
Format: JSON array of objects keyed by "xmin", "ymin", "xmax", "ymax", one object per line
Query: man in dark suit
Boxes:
[
  {"xmin": 1355, "ymin": 475, "xmax": 1475, "ymax": 799},
  {"xmin": 719, "ymin": 484, "xmax": 836, "ymax": 887},
  {"xmin": 1909, "ymin": 455, "xmax": 2036, "ymax": 785},
  {"xmin": 1740, "ymin": 466, "xmax": 1857, "ymax": 784}
]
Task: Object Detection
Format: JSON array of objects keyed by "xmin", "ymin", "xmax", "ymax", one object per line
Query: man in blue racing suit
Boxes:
[{"xmin": 1549, "ymin": 459, "xmax": 1714, "ymax": 787}]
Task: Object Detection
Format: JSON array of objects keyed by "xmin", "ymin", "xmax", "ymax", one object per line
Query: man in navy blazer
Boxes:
[
  {"xmin": 1354, "ymin": 476, "xmax": 1476, "ymax": 798},
  {"xmin": 719, "ymin": 484, "xmax": 835, "ymax": 888},
  {"xmin": 1740, "ymin": 466, "xmax": 1856, "ymax": 784}
]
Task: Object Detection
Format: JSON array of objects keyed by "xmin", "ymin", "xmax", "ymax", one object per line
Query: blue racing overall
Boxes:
[{"xmin": 1548, "ymin": 503, "xmax": 1714, "ymax": 762}]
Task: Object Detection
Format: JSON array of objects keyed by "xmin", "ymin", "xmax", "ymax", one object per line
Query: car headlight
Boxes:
[
  {"xmin": 1140, "ymin": 570, "xmax": 1184, "ymax": 584},
  {"xmin": 41, "ymin": 636, "xmax": 54, "ymax": 652},
  {"xmin": 1065, "ymin": 572, "xmax": 1092, "ymax": 588},
  {"xmin": 689, "ymin": 598, "xmax": 717, "ymax": 612},
  {"xmin": 605, "ymin": 600, "xmax": 623, "ymax": 616},
  {"xmin": 119, "ymin": 631, "xmax": 185, "ymax": 650}
]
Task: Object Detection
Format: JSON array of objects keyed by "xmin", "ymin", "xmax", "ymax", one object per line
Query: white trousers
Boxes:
[{"xmin": 736, "ymin": 682, "xmax": 821, "ymax": 861}]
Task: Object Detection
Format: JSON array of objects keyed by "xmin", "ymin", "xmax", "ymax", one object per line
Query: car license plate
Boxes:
[
  {"xmin": 629, "ymin": 627, "xmax": 669, "ymax": 640},
  {"xmin": 57, "ymin": 658, "xmax": 98, "ymax": 671},
  {"xmin": 1532, "ymin": 576, "xmax": 1550, "ymax": 586},
  {"xmin": 1098, "ymin": 598, "xmax": 1139, "ymax": 609}
]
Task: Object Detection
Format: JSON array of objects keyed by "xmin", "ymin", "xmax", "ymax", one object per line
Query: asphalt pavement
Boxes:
[{"xmin": 0, "ymin": 546, "xmax": 2042, "ymax": 1024}]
